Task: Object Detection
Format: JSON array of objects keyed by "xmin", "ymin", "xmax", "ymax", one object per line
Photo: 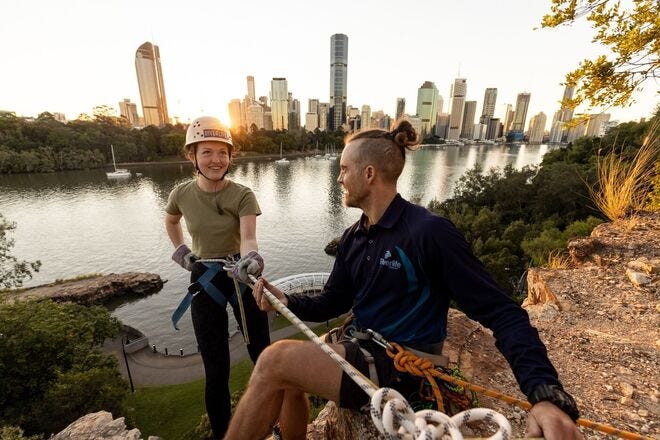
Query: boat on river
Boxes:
[{"xmin": 106, "ymin": 145, "xmax": 131, "ymax": 179}]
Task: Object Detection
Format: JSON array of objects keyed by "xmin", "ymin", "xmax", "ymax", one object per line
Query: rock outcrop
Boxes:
[
  {"xmin": 6, "ymin": 272, "xmax": 163, "ymax": 305},
  {"xmin": 50, "ymin": 411, "xmax": 152, "ymax": 440}
]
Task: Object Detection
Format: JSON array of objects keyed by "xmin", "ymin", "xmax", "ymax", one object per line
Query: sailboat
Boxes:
[
  {"xmin": 275, "ymin": 142, "xmax": 289, "ymax": 165},
  {"xmin": 106, "ymin": 144, "xmax": 131, "ymax": 179}
]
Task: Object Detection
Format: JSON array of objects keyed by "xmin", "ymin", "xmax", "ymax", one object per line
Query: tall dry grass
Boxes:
[{"xmin": 590, "ymin": 123, "xmax": 659, "ymax": 221}]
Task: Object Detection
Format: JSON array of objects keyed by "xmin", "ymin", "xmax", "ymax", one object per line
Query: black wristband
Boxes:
[{"xmin": 529, "ymin": 384, "xmax": 580, "ymax": 422}]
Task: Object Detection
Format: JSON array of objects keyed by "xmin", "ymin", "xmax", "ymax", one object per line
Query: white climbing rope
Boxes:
[{"xmin": 229, "ymin": 268, "xmax": 513, "ymax": 440}]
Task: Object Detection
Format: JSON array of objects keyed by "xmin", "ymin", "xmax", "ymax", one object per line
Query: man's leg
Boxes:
[
  {"xmin": 279, "ymin": 389, "xmax": 310, "ymax": 439},
  {"xmin": 224, "ymin": 339, "xmax": 345, "ymax": 440}
]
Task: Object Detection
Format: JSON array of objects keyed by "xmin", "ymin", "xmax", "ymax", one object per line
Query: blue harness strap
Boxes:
[{"xmin": 171, "ymin": 262, "xmax": 228, "ymax": 330}]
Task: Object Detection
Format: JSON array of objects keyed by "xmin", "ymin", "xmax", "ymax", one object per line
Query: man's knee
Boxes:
[{"xmin": 251, "ymin": 340, "xmax": 304, "ymax": 382}]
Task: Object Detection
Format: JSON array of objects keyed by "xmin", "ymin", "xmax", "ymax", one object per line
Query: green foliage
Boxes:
[
  {"xmin": 0, "ymin": 214, "xmax": 41, "ymax": 289},
  {"xmin": 0, "ymin": 300, "xmax": 126, "ymax": 436},
  {"xmin": 0, "ymin": 426, "xmax": 42, "ymax": 440},
  {"xmin": 541, "ymin": 0, "xmax": 659, "ymax": 111},
  {"xmin": 0, "ymin": 110, "xmax": 347, "ymax": 174}
]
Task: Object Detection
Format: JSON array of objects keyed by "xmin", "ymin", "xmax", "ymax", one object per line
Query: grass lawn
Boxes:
[
  {"xmin": 124, "ymin": 359, "xmax": 254, "ymax": 439},
  {"xmin": 124, "ymin": 318, "xmax": 344, "ymax": 439}
]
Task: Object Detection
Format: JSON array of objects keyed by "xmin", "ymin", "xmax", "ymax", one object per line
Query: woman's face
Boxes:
[{"xmin": 192, "ymin": 141, "xmax": 231, "ymax": 180}]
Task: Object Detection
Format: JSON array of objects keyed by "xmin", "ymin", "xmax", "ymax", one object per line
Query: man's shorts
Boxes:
[{"xmin": 337, "ymin": 339, "xmax": 421, "ymax": 411}]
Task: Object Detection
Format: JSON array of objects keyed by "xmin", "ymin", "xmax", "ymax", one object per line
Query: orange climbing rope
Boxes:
[{"xmin": 386, "ymin": 342, "xmax": 652, "ymax": 440}]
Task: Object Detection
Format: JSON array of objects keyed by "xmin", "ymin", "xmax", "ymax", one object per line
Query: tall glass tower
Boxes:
[
  {"xmin": 135, "ymin": 42, "xmax": 169, "ymax": 127},
  {"xmin": 329, "ymin": 34, "xmax": 348, "ymax": 131}
]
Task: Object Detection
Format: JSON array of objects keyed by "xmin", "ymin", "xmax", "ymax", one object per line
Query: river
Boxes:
[{"xmin": 0, "ymin": 144, "xmax": 551, "ymax": 352}]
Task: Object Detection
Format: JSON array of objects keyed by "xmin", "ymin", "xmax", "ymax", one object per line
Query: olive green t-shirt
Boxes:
[{"xmin": 165, "ymin": 179, "xmax": 261, "ymax": 258}]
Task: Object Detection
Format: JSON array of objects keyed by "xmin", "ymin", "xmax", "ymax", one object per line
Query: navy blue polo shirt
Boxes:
[{"xmin": 287, "ymin": 194, "xmax": 560, "ymax": 397}]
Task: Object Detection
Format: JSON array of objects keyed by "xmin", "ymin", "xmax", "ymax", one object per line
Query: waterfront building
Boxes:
[
  {"xmin": 228, "ymin": 99, "xmax": 245, "ymax": 129},
  {"xmin": 271, "ymin": 78, "xmax": 288, "ymax": 130},
  {"xmin": 416, "ymin": 81, "xmax": 439, "ymax": 137},
  {"xmin": 395, "ymin": 98, "xmax": 406, "ymax": 121},
  {"xmin": 329, "ymin": 33, "xmax": 348, "ymax": 131},
  {"xmin": 118, "ymin": 98, "xmax": 139, "ymax": 127},
  {"xmin": 347, "ymin": 106, "xmax": 360, "ymax": 119},
  {"xmin": 135, "ymin": 41, "xmax": 169, "ymax": 126},
  {"xmin": 507, "ymin": 93, "xmax": 530, "ymax": 141},
  {"xmin": 447, "ymin": 78, "xmax": 466, "ymax": 140},
  {"xmin": 549, "ymin": 121, "xmax": 563, "ymax": 143},
  {"xmin": 407, "ymin": 116, "xmax": 423, "ymax": 135},
  {"xmin": 486, "ymin": 118, "xmax": 501, "ymax": 140},
  {"xmin": 502, "ymin": 104, "xmax": 514, "ymax": 135},
  {"xmin": 528, "ymin": 112, "xmax": 547, "ymax": 144},
  {"xmin": 318, "ymin": 103, "xmax": 329, "ymax": 131},
  {"xmin": 585, "ymin": 113, "xmax": 611, "ymax": 137},
  {"xmin": 460, "ymin": 100, "xmax": 477, "ymax": 139},
  {"xmin": 479, "ymin": 88, "xmax": 497, "ymax": 124},
  {"xmin": 259, "ymin": 96, "xmax": 269, "ymax": 108},
  {"xmin": 566, "ymin": 113, "xmax": 588, "ymax": 142},
  {"xmin": 361, "ymin": 105, "xmax": 371, "ymax": 129},
  {"xmin": 305, "ymin": 112, "xmax": 319, "ymax": 131},
  {"xmin": 247, "ymin": 76, "xmax": 256, "ymax": 102},
  {"xmin": 437, "ymin": 95, "xmax": 444, "ymax": 114},
  {"xmin": 435, "ymin": 113, "xmax": 449, "ymax": 138},
  {"xmin": 263, "ymin": 111, "xmax": 273, "ymax": 130},
  {"xmin": 559, "ymin": 85, "xmax": 575, "ymax": 123},
  {"xmin": 473, "ymin": 123, "xmax": 487, "ymax": 140},
  {"xmin": 308, "ymin": 99, "xmax": 320, "ymax": 115},
  {"xmin": 288, "ymin": 94, "xmax": 300, "ymax": 130},
  {"xmin": 246, "ymin": 103, "xmax": 265, "ymax": 131}
]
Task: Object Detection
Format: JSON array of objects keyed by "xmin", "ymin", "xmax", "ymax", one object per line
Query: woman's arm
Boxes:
[
  {"xmin": 239, "ymin": 214, "xmax": 258, "ymax": 256},
  {"xmin": 165, "ymin": 213, "xmax": 184, "ymax": 248}
]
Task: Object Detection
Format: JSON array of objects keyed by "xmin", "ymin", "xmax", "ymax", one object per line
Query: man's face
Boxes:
[
  {"xmin": 337, "ymin": 141, "xmax": 368, "ymax": 208},
  {"xmin": 193, "ymin": 141, "xmax": 230, "ymax": 180}
]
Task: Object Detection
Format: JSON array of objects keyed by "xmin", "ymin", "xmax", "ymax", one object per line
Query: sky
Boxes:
[{"xmin": 1, "ymin": 0, "xmax": 657, "ymax": 127}]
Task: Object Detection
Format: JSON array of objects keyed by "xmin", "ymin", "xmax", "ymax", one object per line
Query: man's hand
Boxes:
[
  {"xmin": 527, "ymin": 401, "xmax": 583, "ymax": 440},
  {"xmin": 172, "ymin": 244, "xmax": 198, "ymax": 271},
  {"xmin": 231, "ymin": 250, "xmax": 264, "ymax": 283},
  {"xmin": 253, "ymin": 277, "xmax": 287, "ymax": 312}
]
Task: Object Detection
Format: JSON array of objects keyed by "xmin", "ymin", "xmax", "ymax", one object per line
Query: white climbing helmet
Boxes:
[{"xmin": 185, "ymin": 116, "xmax": 233, "ymax": 149}]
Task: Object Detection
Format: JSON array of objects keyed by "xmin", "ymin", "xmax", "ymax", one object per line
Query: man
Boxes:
[{"xmin": 224, "ymin": 121, "xmax": 582, "ymax": 440}]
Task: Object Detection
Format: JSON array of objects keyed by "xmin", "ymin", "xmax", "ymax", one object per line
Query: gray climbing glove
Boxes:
[
  {"xmin": 230, "ymin": 250, "xmax": 264, "ymax": 283},
  {"xmin": 172, "ymin": 244, "xmax": 198, "ymax": 271}
]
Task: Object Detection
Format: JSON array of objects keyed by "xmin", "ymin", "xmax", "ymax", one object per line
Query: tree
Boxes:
[
  {"xmin": 0, "ymin": 300, "xmax": 127, "ymax": 436},
  {"xmin": 542, "ymin": 0, "xmax": 659, "ymax": 111},
  {"xmin": 0, "ymin": 214, "xmax": 41, "ymax": 289}
]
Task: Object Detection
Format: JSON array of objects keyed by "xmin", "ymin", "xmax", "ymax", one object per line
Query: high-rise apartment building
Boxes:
[
  {"xmin": 135, "ymin": 41, "xmax": 169, "ymax": 126},
  {"xmin": 585, "ymin": 113, "xmax": 611, "ymax": 137},
  {"xmin": 395, "ymin": 98, "xmax": 406, "ymax": 121},
  {"xmin": 559, "ymin": 85, "xmax": 575, "ymax": 123},
  {"xmin": 437, "ymin": 96, "xmax": 444, "ymax": 115},
  {"xmin": 318, "ymin": 103, "xmax": 329, "ymax": 131},
  {"xmin": 228, "ymin": 99, "xmax": 245, "ymax": 129},
  {"xmin": 528, "ymin": 112, "xmax": 547, "ymax": 144},
  {"xmin": 308, "ymin": 99, "xmax": 320, "ymax": 115},
  {"xmin": 246, "ymin": 103, "xmax": 264, "ymax": 131},
  {"xmin": 288, "ymin": 94, "xmax": 300, "ymax": 130},
  {"xmin": 502, "ymin": 104, "xmax": 514, "ymax": 135},
  {"xmin": 247, "ymin": 76, "xmax": 256, "ymax": 102},
  {"xmin": 486, "ymin": 118, "xmax": 501, "ymax": 140},
  {"xmin": 460, "ymin": 101, "xmax": 477, "ymax": 139},
  {"xmin": 305, "ymin": 113, "xmax": 319, "ymax": 131},
  {"xmin": 271, "ymin": 78, "xmax": 288, "ymax": 130},
  {"xmin": 479, "ymin": 88, "xmax": 497, "ymax": 124},
  {"xmin": 118, "ymin": 98, "xmax": 139, "ymax": 127},
  {"xmin": 435, "ymin": 113, "xmax": 450, "ymax": 138},
  {"xmin": 416, "ymin": 81, "xmax": 439, "ymax": 137},
  {"xmin": 447, "ymin": 78, "xmax": 467, "ymax": 140},
  {"xmin": 361, "ymin": 105, "xmax": 371, "ymax": 130},
  {"xmin": 329, "ymin": 34, "xmax": 348, "ymax": 131},
  {"xmin": 511, "ymin": 93, "xmax": 531, "ymax": 133}
]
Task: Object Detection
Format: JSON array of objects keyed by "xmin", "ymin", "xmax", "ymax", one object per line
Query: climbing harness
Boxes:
[
  {"xmin": 171, "ymin": 257, "xmax": 251, "ymax": 344},
  {"xmin": 242, "ymin": 270, "xmax": 652, "ymax": 440}
]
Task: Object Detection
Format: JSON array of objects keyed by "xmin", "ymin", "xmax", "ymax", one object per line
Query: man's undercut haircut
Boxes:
[{"xmin": 344, "ymin": 120, "xmax": 421, "ymax": 183}]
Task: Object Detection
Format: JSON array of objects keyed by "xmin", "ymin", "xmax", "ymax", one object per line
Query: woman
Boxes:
[{"xmin": 164, "ymin": 116, "xmax": 270, "ymax": 438}]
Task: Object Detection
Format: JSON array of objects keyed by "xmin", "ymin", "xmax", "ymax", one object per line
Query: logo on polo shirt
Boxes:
[{"xmin": 379, "ymin": 249, "xmax": 401, "ymax": 270}]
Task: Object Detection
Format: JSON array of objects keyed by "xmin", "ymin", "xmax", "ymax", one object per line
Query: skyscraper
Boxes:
[
  {"xmin": 329, "ymin": 34, "xmax": 348, "ymax": 131},
  {"xmin": 559, "ymin": 85, "xmax": 575, "ymax": 123},
  {"xmin": 416, "ymin": 81, "xmax": 439, "ymax": 137},
  {"xmin": 447, "ymin": 78, "xmax": 467, "ymax": 140},
  {"xmin": 479, "ymin": 88, "xmax": 497, "ymax": 124},
  {"xmin": 460, "ymin": 101, "xmax": 477, "ymax": 139},
  {"xmin": 247, "ymin": 76, "xmax": 256, "ymax": 102},
  {"xmin": 228, "ymin": 99, "xmax": 245, "ymax": 129},
  {"xmin": 361, "ymin": 105, "xmax": 372, "ymax": 129},
  {"xmin": 271, "ymin": 78, "xmax": 288, "ymax": 130},
  {"xmin": 511, "ymin": 93, "xmax": 531, "ymax": 132},
  {"xmin": 528, "ymin": 112, "xmax": 547, "ymax": 144},
  {"xmin": 135, "ymin": 41, "xmax": 169, "ymax": 126},
  {"xmin": 502, "ymin": 104, "xmax": 514, "ymax": 135},
  {"xmin": 395, "ymin": 98, "xmax": 406, "ymax": 121},
  {"xmin": 318, "ymin": 103, "xmax": 329, "ymax": 131},
  {"xmin": 118, "ymin": 98, "xmax": 139, "ymax": 127}
]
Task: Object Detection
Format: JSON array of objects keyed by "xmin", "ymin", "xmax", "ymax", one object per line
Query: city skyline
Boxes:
[{"xmin": 1, "ymin": 0, "xmax": 656, "ymax": 126}]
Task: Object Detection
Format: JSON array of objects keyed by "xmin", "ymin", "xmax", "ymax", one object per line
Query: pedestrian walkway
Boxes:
[{"xmin": 105, "ymin": 319, "xmax": 337, "ymax": 386}]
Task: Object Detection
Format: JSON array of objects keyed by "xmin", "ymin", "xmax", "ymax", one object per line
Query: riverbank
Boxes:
[{"xmin": 117, "ymin": 150, "xmax": 325, "ymax": 167}]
